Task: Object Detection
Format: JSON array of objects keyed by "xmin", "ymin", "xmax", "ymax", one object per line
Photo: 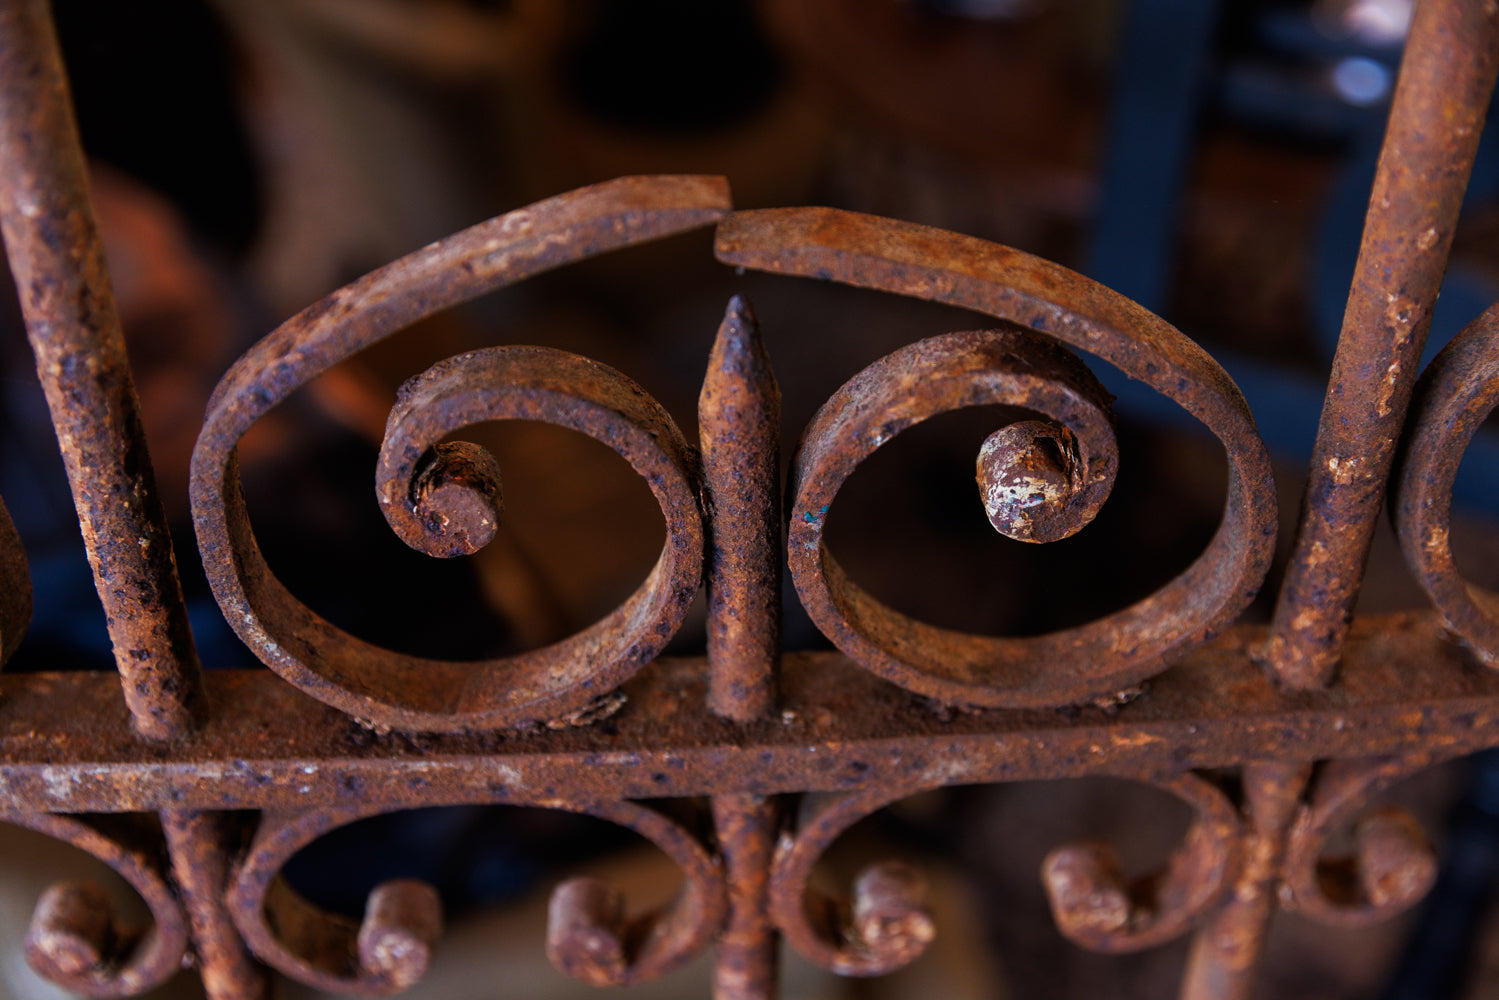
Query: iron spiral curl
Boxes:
[
  {"xmin": 1040, "ymin": 771, "xmax": 1242, "ymax": 953},
  {"xmin": 228, "ymin": 800, "xmax": 725, "ymax": 995},
  {"xmin": 2, "ymin": 812, "xmax": 189, "ymax": 998},
  {"xmin": 1280, "ymin": 755, "xmax": 1444, "ymax": 926},
  {"xmin": 717, "ymin": 207, "xmax": 1277, "ymax": 708},
  {"xmin": 767, "ymin": 784, "xmax": 940, "ymax": 977},
  {"xmin": 190, "ymin": 176, "xmax": 728, "ymax": 733}
]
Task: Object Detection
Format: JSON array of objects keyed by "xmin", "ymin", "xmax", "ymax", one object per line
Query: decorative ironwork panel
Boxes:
[{"xmin": 0, "ymin": 0, "xmax": 1498, "ymax": 998}]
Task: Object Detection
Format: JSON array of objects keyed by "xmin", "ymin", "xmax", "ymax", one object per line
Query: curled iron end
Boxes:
[
  {"xmin": 407, "ymin": 441, "xmax": 504, "ymax": 558},
  {"xmin": 977, "ymin": 420, "xmax": 1088, "ymax": 543},
  {"xmin": 849, "ymin": 861, "xmax": 936, "ymax": 963},
  {"xmin": 1282, "ymin": 758, "xmax": 1445, "ymax": 926},
  {"xmin": 1354, "ymin": 809, "xmax": 1437, "ymax": 910},
  {"xmin": 1041, "ymin": 844, "xmax": 1131, "ymax": 938},
  {"xmin": 546, "ymin": 877, "xmax": 629, "ymax": 987},
  {"xmin": 1039, "ymin": 774, "xmax": 1241, "ymax": 953},
  {"xmin": 357, "ymin": 880, "xmax": 443, "ymax": 989},
  {"xmin": 25, "ymin": 881, "xmax": 116, "ymax": 982}
]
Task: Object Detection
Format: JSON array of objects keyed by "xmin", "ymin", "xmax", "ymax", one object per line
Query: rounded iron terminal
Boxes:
[
  {"xmin": 546, "ymin": 878, "xmax": 629, "ymax": 987},
  {"xmin": 25, "ymin": 881, "xmax": 115, "ymax": 978},
  {"xmin": 977, "ymin": 419, "xmax": 1088, "ymax": 543},
  {"xmin": 357, "ymin": 880, "xmax": 443, "ymax": 989},
  {"xmin": 406, "ymin": 441, "xmax": 503, "ymax": 558}
]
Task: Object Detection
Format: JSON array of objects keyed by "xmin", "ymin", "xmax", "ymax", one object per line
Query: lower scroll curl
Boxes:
[
  {"xmin": 768, "ymin": 785, "xmax": 938, "ymax": 977},
  {"xmin": 1040, "ymin": 771, "xmax": 1241, "ymax": 953},
  {"xmin": 230, "ymin": 800, "xmax": 725, "ymax": 995},
  {"xmin": 1280, "ymin": 756, "xmax": 1444, "ymax": 926},
  {"xmin": 1, "ymin": 812, "xmax": 189, "ymax": 998}
]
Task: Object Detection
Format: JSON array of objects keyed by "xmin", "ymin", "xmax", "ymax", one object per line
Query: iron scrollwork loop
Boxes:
[
  {"xmin": 768, "ymin": 784, "xmax": 939, "ymax": 977},
  {"xmin": 1280, "ymin": 755, "xmax": 1443, "ymax": 926},
  {"xmin": 717, "ymin": 207, "xmax": 1277, "ymax": 708},
  {"xmin": 229, "ymin": 801, "xmax": 726, "ymax": 995},
  {"xmin": 191, "ymin": 176, "xmax": 728, "ymax": 732},
  {"xmin": 1040, "ymin": 771, "xmax": 1242, "ymax": 953},
  {"xmin": 1, "ymin": 812, "xmax": 189, "ymax": 998}
]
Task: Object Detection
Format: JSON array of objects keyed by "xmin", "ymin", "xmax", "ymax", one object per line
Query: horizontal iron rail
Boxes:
[{"xmin": 2, "ymin": 611, "xmax": 1495, "ymax": 814}]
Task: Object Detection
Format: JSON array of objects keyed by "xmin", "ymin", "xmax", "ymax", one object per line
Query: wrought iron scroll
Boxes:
[
  {"xmin": 1395, "ymin": 303, "xmax": 1499, "ymax": 664},
  {"xmin": 228, "ymin": 800, "xmax": 725, "ymax": 995},
  {"xmin": 3, "ymin": 812, "xmax": 189, "ymax": 998},
  {"xmin": 716, "ymin": 207, "xmax": 1278, "ymax": 709},
  {"xmin": 190, "ymin": 176, "xmax": 726, "ymax": 733}
]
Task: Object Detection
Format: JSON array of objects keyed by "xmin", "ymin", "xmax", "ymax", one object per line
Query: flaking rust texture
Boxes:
[{"xmin": 0, "ymin": 615, "xmax": 1496, "ymax": 815}]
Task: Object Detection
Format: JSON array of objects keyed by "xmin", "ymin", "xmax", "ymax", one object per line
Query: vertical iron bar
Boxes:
[
  {"xmin": 712, "ymin": 795, "xmax": 781, "ymax": 1000},
  {"xmin": 1180, "ymin": 761, "xmax": 1310, "ymax": 1000},
  {"xmin": 1188, "ymin": 2, "xmax": 1499, "ymax": 996},
  {"xmin": 702, "ymin": 294, "xmax": 782, "ymax": 720},
  {"xmin": 0, "ymin": 6, "xmax": 255, "ymax": 996},
  {"xmin": 161, "ymin": 812, "xmax": 268, "ymax": 1000},
  {"xmin": 1265, "ymin": 0, "xmax": 1499, "ymax": 691},
  {"xmin": 0, "ymin": 0, "xmax": 206, "ymax": 738},
  {"xmin": 702, "ymin": 295, "xmax": 782, "ymax": 999}
]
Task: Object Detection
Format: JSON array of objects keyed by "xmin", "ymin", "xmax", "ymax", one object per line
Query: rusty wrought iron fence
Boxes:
[{"xmin": 2, "ymin": 0, "xmax": 1499, "ymax": 997}]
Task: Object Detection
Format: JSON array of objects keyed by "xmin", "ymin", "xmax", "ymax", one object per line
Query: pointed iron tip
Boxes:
[
  {"xmin": 721, "ymin": 293, "xmax": 758, "ymax": 336},
  {"xmin": 708, "ymin": 293, "xmax": 767, "ymax": 374}
]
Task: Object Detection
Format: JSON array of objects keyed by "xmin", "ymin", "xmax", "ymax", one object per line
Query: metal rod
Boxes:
[
  {"xmin": 702, "ymin": 294, "xmax": 782, "ymax": 721},
  {"xmin": 161, "ymin": 811, "xmax": 268, "ymax": 1000},
  {"xmin": 0, "ymin": 0, "xmax": 205, "ymax": 738},
  {"xmin": 1181, "ymin": 761, "xmax": 1311, "ymax": 1000},
  {"xmin": 1265, "ymin": 0, "xmax": 1499, "ymax": 690},
  {"xmin": 1191, "ymin": 2, "xmax": 1499, "ymax": 993},
  {"xmin": 713, "ymin": 795, "xmax": 781, "ymax": 1000},
  {"xmin": 702, "ymin": 295, "xmax": 783, "ymax": 998}
]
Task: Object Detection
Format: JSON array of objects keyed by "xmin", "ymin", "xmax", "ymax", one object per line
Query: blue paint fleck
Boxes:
[{"xmin": 802, "ymin": 505, "xmax": 830, "ymax": 524}]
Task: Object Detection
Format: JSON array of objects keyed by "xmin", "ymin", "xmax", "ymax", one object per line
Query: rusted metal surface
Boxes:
[
  {"xmin": 3, "ymin": 811, "xmax": 189, "ymax": 997},
  {"xmin": 0, "ymin": 614, "xmax": 1497, "ymax": 812},
  {"xmin": 1280, "ymin": 754, "xmax": 1445, "ymax": 925},
  {"xmin": 2, "ymin": 0, "xmax": 1499, "ymax": 991},
  {"xmin": 1181, "ymin": 761, "xmax": 1309, "ymax": 1000},
  {"xmin": 223, "ymin": 798, "xmax": 723, "ymax": 994},
  {"xmin": 1183, "ymin": 5, "xmax": 1499, "ymax": 995},
  {"xmin": 1040, "ymin": 771, "xmax": 1240, "ymax": 954},
  {"xmin": 1265, "ymin": 0, "xmax": 1499, "ymax": 691},
  {"xmin": 713, "ymin": 795, "xmax": 781, "ymax": 1000},
  {"xmin": 0, "ymin": 0, "xmax": 205, "ymax": 739},
  {"xmin": 768, "ymin": 783, "xmax": 937, "ymax": 976},
  {"xmin": 717, "ymin": 207, "xmax": 1277, "ymax": 710}
]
